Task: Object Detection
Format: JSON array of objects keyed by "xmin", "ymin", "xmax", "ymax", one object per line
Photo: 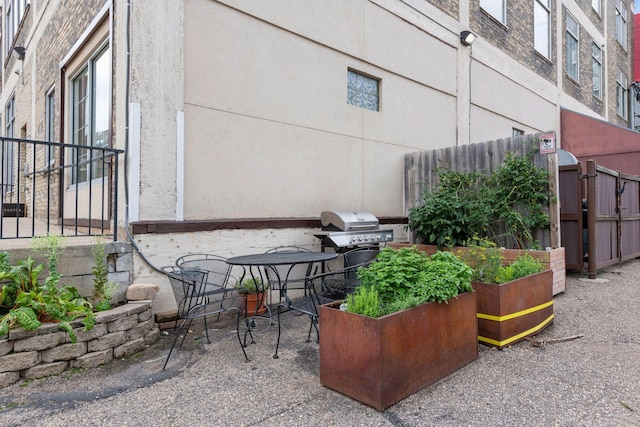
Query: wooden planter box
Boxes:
[
  {"xmin": 472, "ymin": 269, "xmax": 553, "ymax": 349},
  {"xmin": 389, "ymin": 244, "xmax": 566, "ymax": 295},
  {"xmin": 319, "ymin": 291, "xmax": 478, "ymax": 411}
]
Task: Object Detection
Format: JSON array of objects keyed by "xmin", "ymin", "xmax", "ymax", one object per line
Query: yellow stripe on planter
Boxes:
[
  {"xmin": 476, "ymin": 300, "xmax": 554, "ymax": 322},
  {"xmin": 478, "ymin": 314, "xmax": 555, "ymax": 347}
]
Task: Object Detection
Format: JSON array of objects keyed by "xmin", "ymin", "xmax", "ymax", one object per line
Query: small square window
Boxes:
[
  {"xmin": 347, "ymin": 70, "xmax": 379, "ymax": 111},
  {"xmin": 512, "ymin": 128, "xmax": 524, "ymax": 137}
]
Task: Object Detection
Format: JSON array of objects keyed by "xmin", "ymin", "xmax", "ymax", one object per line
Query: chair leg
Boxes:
[
  {"xmin": 306, "ymin": 316, "xmax": 319, "ymax": 343},
  {"xmin": 273, "ymin": 309, "xmax": 282, "ymax": 359},
  {"xmin": 235, "ymin": 311, "xmax": 250, "ymax": 362},
  {"xmin": 203, "ymin": 316, "xmax": 211, "ymax": 344},
  {"xmin": 163, "ymin": 318, "xmax": 188, "ymax": 370},
  {"xmin": 178, "ymin": 319, "xmax": 194, "ymax": 348}
]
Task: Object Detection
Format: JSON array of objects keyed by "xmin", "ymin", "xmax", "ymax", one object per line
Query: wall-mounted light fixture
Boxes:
[
  {"xmin": 460, "ymin": 31, "xmax": 477, "ymax": 46},
  {"xmin": 13, "ymin": 46, "xmax": 25, "ymax": 60}
]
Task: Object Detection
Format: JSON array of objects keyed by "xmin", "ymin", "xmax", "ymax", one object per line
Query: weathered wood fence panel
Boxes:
[
  {"xmin": 563, "ymin": 160, "xmax": 640, "ymax": 278},
  {"xmin": 580, "ymin": 160, "xmax": 640, "ymax": 278},
  {"xmin": 558, "ymin": 163, "xmax": 583, "ymax": 271},
  {"xmin": 404, "ymin": 133, "xmax": 554, "ymax": 249}
]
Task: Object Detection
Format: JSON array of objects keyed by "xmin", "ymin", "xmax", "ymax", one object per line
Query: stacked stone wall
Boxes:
[{"xmin": 0, "ymin": 301, "xmax": 159, "ymax": 388}]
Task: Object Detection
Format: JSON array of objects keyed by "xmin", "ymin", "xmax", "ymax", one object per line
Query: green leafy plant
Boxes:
[
  {"xmin": 346, "ymin": 286, "xmax": 382, "ymax": 318},
  {"xmin": 235, "ymin": 277, "xmax": 266, "ymax": 295},
  {"xmin": 454, "ymin": 236, "xmax": 504, "ymax": 284},
  {"xmin": 494, "ymin": 254, "xmax": 544, "ymax": 284},
  {"xmin": 91, "ymin": 237, "xmax": 116, "ymax": 311},
  {"xmin": 0, "ymin": 235, "xmax": 96, "ymax": 342},
  {"xmin": 347, "ymin": 246, "xmax": 473, "ymax": 317},
  {"xmin": 408, "ymin": 153, "xmax": 550, "ymax": 249}
]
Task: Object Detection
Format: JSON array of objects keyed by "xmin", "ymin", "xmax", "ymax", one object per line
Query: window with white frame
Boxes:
[
  {"xmin": 347, "ymin": 69, "xmax": 379, "ymax": 111},
  {"xmin": 616, "ymin": 68, "xmax": 628, "ymax": 119},
  {"xmin": 45, "ymin": 88, "xmax": 55, "ymax": 166},
  {"xmin": 592, "ymin": 43, "xmax": 602, "ymax": 99},
  {"xmin": 615, "ymin": 0, "xmax": 627, "ymax": 49},
  {"xmin": 70, "ymin": 43, "xmax": 111, "ymax": 184},
  {"xmin": 512, "ymin": 128, "xmax": 524, "ymax": 137},
  {"xmin": 4, "ymin": 0, "xmax": 29, "ymax": 56},
  {"xmin": 480, "ymin": 0, "xmax": 506, "ymax": 24},
  {"xmin": 534, "ymin": 0, "xmax": 550, "ymax": 58},
  {"xmin": 3, "ymin": 95, "xmax": 15, "ymax": 195},
  {"xmin": 592, "ymin": 0, "xmax": 601, "ymax": 15},
  {"xmin": 566, "ymin": 14, "xmax": 579, "ymax": 81}
]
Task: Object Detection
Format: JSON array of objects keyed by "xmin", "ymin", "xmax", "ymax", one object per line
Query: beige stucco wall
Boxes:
[{"xmin": 180, "ymin": 0, "xmax": 461, "ymax": 220}]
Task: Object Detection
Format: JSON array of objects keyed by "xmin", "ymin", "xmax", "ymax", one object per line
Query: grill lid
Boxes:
[{"xmin": 321, "ymin": 211, "xmax": 379, "ymax": 232}]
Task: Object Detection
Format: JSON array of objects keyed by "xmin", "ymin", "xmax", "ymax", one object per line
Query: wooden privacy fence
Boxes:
[
  {"xmin": 560, "ymin": 160, "xmax": 640, "ymax": 278},
  {"xmin": 404, "ymin": 133, "xmax": 559, "ymax": 249}
]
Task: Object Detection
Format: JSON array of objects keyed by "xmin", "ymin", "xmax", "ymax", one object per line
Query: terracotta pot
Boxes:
[
  {"xmin": 472, "ymin": 269, "xmax": 553, "ymax": 348},
  {"xmin": 319, "ymin": 291, "xmax": 478, "ymax": 411},
  {"xmin": 242, "ymin": 292, "xmax": 267, "ymax": 316}
]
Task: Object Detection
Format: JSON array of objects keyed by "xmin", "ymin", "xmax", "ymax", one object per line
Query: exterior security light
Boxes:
[
  {"xmin": 13, "ymin": 46, "xmax": 25, "ymax": 60},
  {"xmin": 460, "ymin": 31, "xmax": 477, "ymax": 46}
]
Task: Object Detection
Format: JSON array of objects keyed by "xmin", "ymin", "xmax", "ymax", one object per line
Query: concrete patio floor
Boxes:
[{"xmin": 0, "ymin": 260, "xmax": 639, "ymax": 426}]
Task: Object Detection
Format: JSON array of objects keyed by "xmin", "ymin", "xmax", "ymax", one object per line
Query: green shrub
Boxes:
[
  {"xmin": 407, "ymin": 153, "xmax": 550, "ymax": 249},
  {"xmin": 347, "ymin": 247, "xmax": 473, "ymax": 317}
]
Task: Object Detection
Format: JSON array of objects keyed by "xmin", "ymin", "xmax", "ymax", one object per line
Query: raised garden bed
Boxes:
[
  {"xmin": 319, "ymin": 291, "xmax": 478, "ymax": 411},
  {"xmin": 0, "ymin": 301, "xmax": 159, "ymax": 388}
]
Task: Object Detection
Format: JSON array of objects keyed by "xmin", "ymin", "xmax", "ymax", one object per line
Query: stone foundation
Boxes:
[{"xmin": 0, "ymin": 301, "xmax": 159, "ymax": 388}]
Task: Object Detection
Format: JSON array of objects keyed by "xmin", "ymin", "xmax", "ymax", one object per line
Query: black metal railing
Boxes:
[{"xmin": 0, "ymin": 137, "xmax": 124, "ymax": 240}]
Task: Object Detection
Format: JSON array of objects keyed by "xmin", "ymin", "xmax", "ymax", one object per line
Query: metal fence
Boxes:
[{"xmin": 0, "ymin": 137, "xmax": 124, "ymax": 240}]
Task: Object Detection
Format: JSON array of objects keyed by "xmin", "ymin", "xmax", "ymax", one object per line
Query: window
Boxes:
[
  {"xmin": 347, "ymin": 70, "xmax": 379, "ymax": 111},
  {"xmin": 592, "ymin": 43, "xmax": 602, "ymax": 99},
  {"xmin": 71, "ymin": 43, "xmax": 110, "ymax": 184},
  {"xmin": 3, "ymin": 95, "xmax": 15, "ymax": 195},
  {"xmin": 566, "ymin": 14, "xmax": 579, "ymax": 81},
  {"xmin": 480, "ymin": 0, "xmax": 506, "ymax": 24},
  {"xmin": 616, "ymin": 68, "xmax": 628, "ymax": 119},
  {"xmin": 45, "ymin": 88, "xmax": 55, "ymax": 166},
  {"xmin": 512, "ymin": 128, "xmax": 524, "ymax": 136},
  {"xmin": 592, "ymin": 0, "xmax": 601, "ymax": 15},
  {"xmin": 534, "ymin": 0, "xmax": 550, "ymax": 58},
  {"xmin": 615, "ymin": 0, "xmax": 627, "ymax": 49},
  {"xmin": 4, "ymin": 0, "xmax": 28, "ymax": 55}
]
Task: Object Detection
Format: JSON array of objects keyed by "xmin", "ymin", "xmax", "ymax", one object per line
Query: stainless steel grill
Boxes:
[{"xmin": 315, "ymin": 210, "xmax": 394, "ymax": 249}]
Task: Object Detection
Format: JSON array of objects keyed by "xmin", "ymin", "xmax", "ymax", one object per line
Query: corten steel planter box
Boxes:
[
  {"xmin": 472, "ymin": 269, "xmax": 553, "ymax": 349},
  {"xmin": 319, "ymin": 291, "xmax": 478, "ymax": 411},
  {"xmin": 389, "ymin": 244, "xmax": 566, "ymax": 295}
]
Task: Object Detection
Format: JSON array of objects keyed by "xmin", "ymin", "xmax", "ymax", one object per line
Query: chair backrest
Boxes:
[
  {"xmin": 162, "ymin": 266, "xmax": 207, "ymax": 318},
  {"xmin": 307, "ymin": 263, "xmax": 366, "ymax": 301},
  {"xmin": 175, "ymin": 253, "xmax": 242, "ymax": 289},
  {"xmin": 263, "ymin": 246, "xmax": 315, "ymax": 286},
  {"xmin": 343, "ymin": 246, "xmax": 380, "ymax": 267}
]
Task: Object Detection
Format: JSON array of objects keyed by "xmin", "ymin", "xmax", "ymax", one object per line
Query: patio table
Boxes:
[{"xmin": 226, "ymin": 251, "xmax": 338, "ymax": 358}]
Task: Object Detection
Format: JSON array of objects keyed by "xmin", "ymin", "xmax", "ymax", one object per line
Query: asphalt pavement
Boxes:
[{"xmin": 1, "ymin": 259, "xmax": 639, "ymax": 426}]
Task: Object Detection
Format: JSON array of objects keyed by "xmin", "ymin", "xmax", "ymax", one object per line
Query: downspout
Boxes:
[{"xmin": 122, "ymin": 0, "xmax": 163, "ymax": 273}]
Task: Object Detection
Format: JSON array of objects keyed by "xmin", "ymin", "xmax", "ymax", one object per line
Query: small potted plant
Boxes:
[
  {"xmin": 455, "ymin": 239, "xmax": 553, "ymax": 348},
  {"xmin": 319, "ymin": 246, "xmax": 478, "ymax": 411},
  {"xmin": 235, "ymin": 277, "xmax": 268, "ymax": 316}
]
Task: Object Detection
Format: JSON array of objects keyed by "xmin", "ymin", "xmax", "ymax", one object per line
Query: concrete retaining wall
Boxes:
[{"xmin": 0, "ymin": 301, "xmax": 159, "ymax": 388}]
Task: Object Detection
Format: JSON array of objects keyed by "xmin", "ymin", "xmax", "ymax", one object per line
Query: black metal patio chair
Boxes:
[
  {"xmin": 161, "ymin": 266, "xmax": 249, "ymax": 369},
  {"xmin": 273, "ymin": 262, "xmax": 368, "ymax": 358}
]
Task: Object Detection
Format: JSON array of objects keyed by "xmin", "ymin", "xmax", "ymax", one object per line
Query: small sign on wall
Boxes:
[{"xmin": 540, "ymin": 133, "xmax": 556, "ymax": 154}]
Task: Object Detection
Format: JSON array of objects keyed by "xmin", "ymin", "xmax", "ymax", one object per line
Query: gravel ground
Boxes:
[{"xmin": 1, "ymin": 260, "xmax": 639, "ymax": 426}]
